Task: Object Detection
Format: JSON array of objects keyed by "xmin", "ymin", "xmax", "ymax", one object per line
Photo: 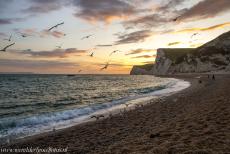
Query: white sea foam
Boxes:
[{"xmin": 0, "ymin": 78, "xmax": 190, "ymax": 144}]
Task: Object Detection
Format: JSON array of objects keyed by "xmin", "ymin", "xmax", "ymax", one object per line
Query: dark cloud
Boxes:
[
  {"xmin": 0, "ymin": 19, "xmax": 11, "ymax": 25},
  {"xmin": 12, "ymin": 48, "xmax": 86, "ymax": 58},
  {"xmin": 0, "ymin": 18, "xmax": 25, "ymax": 25},
  {"xmin": 123, "ymin": 14, "xmax": 170, "ymax": 29},
  {"xmin": 126, "ymin": 48, "xmax": 156, "ymax": 55},
  {"xmin": 23, "ymin": 0, "xmax": 68, "ymax": 14},
  {"xmin": 0, "ymin": 59, "xmax": 78, "ymax": 68},
  {"xmin": 178, "ymin": 0, "xmax": 230, "ymax": 21},
  {"xmin": 123, "ymin": 0, "xmax": 186, "ymax": 29},
  {"xmin": 131, "ymin": 55, "xmax": 156, "ymax": 59},
  {"xmin": 73, "ymin": 0, "xmax": 139, "ymax": 23},
  {"xmin": 156, "ymin": 0, "xmax": 186, "ymax": 12},
  {"xmin": 115, "ymin": 30, "xmax": 153, "ymax": 45}
]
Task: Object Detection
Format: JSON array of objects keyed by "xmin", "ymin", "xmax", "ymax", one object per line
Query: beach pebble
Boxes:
[{"xmin": 150, "ymin": 133, "xmax": 160, "ymax": 138}]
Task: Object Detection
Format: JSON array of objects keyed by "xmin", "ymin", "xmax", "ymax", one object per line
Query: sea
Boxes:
[{"xmin": 0, "ymin": 74, "xmax": 190, "ymax": 143}]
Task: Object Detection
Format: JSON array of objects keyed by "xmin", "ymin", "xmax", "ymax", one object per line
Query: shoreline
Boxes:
[
  {"xmin": 0, "ymin": 77, "xmax": 190, "ymax": 145},
  {"xmin": 3, "ymin": 74, "xmax": 230, "ymax": 153}
]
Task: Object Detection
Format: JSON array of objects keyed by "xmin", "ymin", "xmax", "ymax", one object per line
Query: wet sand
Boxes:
[{"xmin": 3, "ymin": 75, "xmax": 230, "ymax": 154}]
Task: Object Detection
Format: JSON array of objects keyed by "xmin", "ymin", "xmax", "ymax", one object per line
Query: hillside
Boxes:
[{"xmin": 130, "ymin": 31, "xmax": 230, "ymax": 75}]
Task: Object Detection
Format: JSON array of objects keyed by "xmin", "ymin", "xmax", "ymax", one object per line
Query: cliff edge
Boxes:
[{"xmin": 130, "ymin": 31, "xmax": 230, "ymax": 75}]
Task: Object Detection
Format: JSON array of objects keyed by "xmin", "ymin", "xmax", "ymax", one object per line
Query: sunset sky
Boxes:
[{"xmin": 0, "ymin": 0, "xmax": 230, "ymax": 74}]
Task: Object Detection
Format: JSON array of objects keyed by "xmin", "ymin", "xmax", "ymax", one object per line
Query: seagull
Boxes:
[
  {"xmin": 89, "ymin": 52, "xmax": 94, "ymax": 57},
  {"xmin": 78, "ymin": 70, "xmax": 82, "ymax": 73},
  {"xmin": 0, "ymin": 43, "xmax": 15, "ymax": 52},
  {"xmin": 109, "ymin": 50, "xmax": 121, "ymax": 56},
  {"xmin": 3, "ymin": 34, "xmax": 12, "ymax": 42},
  {"xmin": 81, "ymin": 35, "xmax": 93, "ymax": 40},
  {"xmin": 56, "ymin": 44, "xmax": 63, "ymax": 49},
  {"xmin": 90, "ymin": 115, "xmax": 104, "ymax": 120},
  {"xmin": 173, "ymin": 16, "xmax": 179, "ymax": 22},
  {"xmin": 100, "ymin": 62, "xmax": 110, "ymax": 70},
  {"xmin": 18, "ymin": 32, "xmax": 29, "ymax": 38},
  {"xmin": 48, "ymin": 22, "xmax": 64, "ymax": 31},
  {"xmin": 191, "ymin": 33, "xmax": 199, "ymax": 39},
  {"xmin": 24, "ymin": 49, "xmax": 32, "ymax": 52}
]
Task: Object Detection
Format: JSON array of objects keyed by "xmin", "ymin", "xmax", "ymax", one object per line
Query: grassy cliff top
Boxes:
[{"xmin": 158, "ymin": 48, "xmax": 196, "ymax": 61}]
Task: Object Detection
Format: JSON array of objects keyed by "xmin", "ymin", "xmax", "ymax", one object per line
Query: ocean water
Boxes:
[{"xmin": 0, "ymin": 74, "xmax": 190, "ymax": 143}]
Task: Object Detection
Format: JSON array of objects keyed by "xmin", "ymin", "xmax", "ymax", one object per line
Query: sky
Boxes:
[{"xmin": 0, "ymin": 0, "xmax": 230, "ymax": 74}]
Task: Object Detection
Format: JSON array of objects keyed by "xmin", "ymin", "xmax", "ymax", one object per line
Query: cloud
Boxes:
[
  {"xmin": 131, "ymin": 55, "xmax": 156, "ymax": 59},
  {"xmin": 13, "ymin": 28, "xmax": 66, "ymax": 38},
  {"xmin": 156, "ymin": 0, "xmax": 186, "ymax": 12},
  {"xmin": 115, "ymin": 30, "xmax": 153, "ymax": 45},
  {"xmin": 142, "ymin": 60, "xmax": 154, "ymax": 64},
  {"xmin": 0, "ymin": 0, "xmax": 14, "ymax": 12},
  {"xmin": 0, "ymin": 32, "xmax": 7, "ymax": 37},
  {"xmin": 22, "ymin": 0, "xmax": 68, "ymax": 15},
  {"xmin": 0, "ymin": 59, "xmax": 78, "ymax": 68},
  {"xmin": 178, "ymin": 0, "xmax": 230, "ymax": 21},
  {"xmin": 41, "ymin": 30, "xmax": 66, "ymax": 38},
  {"xmin": 0, "ymin": 18, "xmax": 25, "ymax": 25},
  {"xmin": 72, "ymin": 0, "xmax": 139, "ymax": 23},
  {"xmin": 96, "ymin": 44, "xmax": 113, "ymax": 47},
  {"xmin": 125, "ymin": 48, "xmax": 156, "ymax": 55},
  {"xmin": 168, "ymin": 42, "xmax": 181, "ymax": 46},
  {"xmin": 123, "ymin": 14, "xmax": 170, "ymax": 29},
  {"xmin": 123, "ymin": 0, "xmax": 186, "ymax": 29},
  {"xmin": 12, "ymin": 48, "xmax": 86, "ymax": 58},
  {"xmin": 175, "ymin": 22, "xmax": 230, "ymax": 33}
]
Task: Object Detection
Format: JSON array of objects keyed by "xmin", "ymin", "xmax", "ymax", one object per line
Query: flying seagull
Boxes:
[
  {"xmin": 0, "ymin": 43, "xmax": 15, "ymax": 52},
  {"xmin": 81, "ymin": 35, "xmax": 93, "ymax": 40},
  {"xmin": 109, "ymin": 50, "xmax": 121, "ymax": 56},
  {"xmin": 24, "ymin": 49, "xmax": 32, "ymax": 52},
  {"xmin": 3, "ymin": 34, "xmax": 12, "ymax": 42},
  {"xmin": 48, "ymin": 22, "xmax": 64, "ymax": 31},
  {"xmin": 56, "ymin": 44, "xmax": 63, "ymax": 49},
  {"xmin": 17, "ymin": 32, "xmax": 29, "ymax": 38},
  {"xmin": 100, "ymin": 62, "xmax": 110, "ymax": 70},
  {"xmin": 173, "ymin": 16, "xmax": 180, "ymax": 22},
  {"xmin": 89, "ymin": 52, "xmax": 94, "ymax": 57},
  {"xmin": 191, "ymin": 33, "xmax": 199, "ymax": 39},
  {"xmin": 78, "ymin": 70, "xmax": 82, "ymax": 73}
]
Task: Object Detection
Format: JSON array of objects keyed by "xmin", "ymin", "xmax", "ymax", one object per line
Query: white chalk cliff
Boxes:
[{"xmin": 130, "ymin": 31, "xmax": 230, "ymax": 75}]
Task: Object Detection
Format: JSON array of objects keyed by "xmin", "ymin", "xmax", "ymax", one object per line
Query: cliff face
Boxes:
[
  {"xmin": 130, "ymin": 64, "xmax": 154, "ymax": 75},
  {"xmin": 130, "ymin": 31, "xmax": 230, "ymax": 75}
]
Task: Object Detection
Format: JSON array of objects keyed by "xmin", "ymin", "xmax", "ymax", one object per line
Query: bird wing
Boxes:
[
  {"xmin": 48, "ymin": 25, "xmax": 56, "ymax": 31},
  {"xmin": 109, "ymin": 52, "xmax": 114, "ymax": 56},
  {"xmin": 57, "ymin": 22, "xmax": 64, "ymax": 26},
  {"xmin": 2, "ymin": 43, "xmax": 15, "ymax": 51}
]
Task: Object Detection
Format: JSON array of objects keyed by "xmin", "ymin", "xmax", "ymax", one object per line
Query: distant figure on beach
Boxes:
[{"xmin": 212, "ymin": 74, "xmax": 215, "ymax": 80}]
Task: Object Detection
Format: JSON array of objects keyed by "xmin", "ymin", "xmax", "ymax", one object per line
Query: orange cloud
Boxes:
[
  {"xmin": 126, "ymin": 48, "xmax": 156, "ymax": 55},
  {"xmin": 168, "ymin": 42, "xmax": 181, "ymax": 46},
  {"xmin": 175, "ymin": 22, "xmax": 230, "ymax": 33}
]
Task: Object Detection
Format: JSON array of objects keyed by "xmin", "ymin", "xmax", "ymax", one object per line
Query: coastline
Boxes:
[{"xmin": 3, "ymin": 74, "xmax": 230, "ymax": 153}]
